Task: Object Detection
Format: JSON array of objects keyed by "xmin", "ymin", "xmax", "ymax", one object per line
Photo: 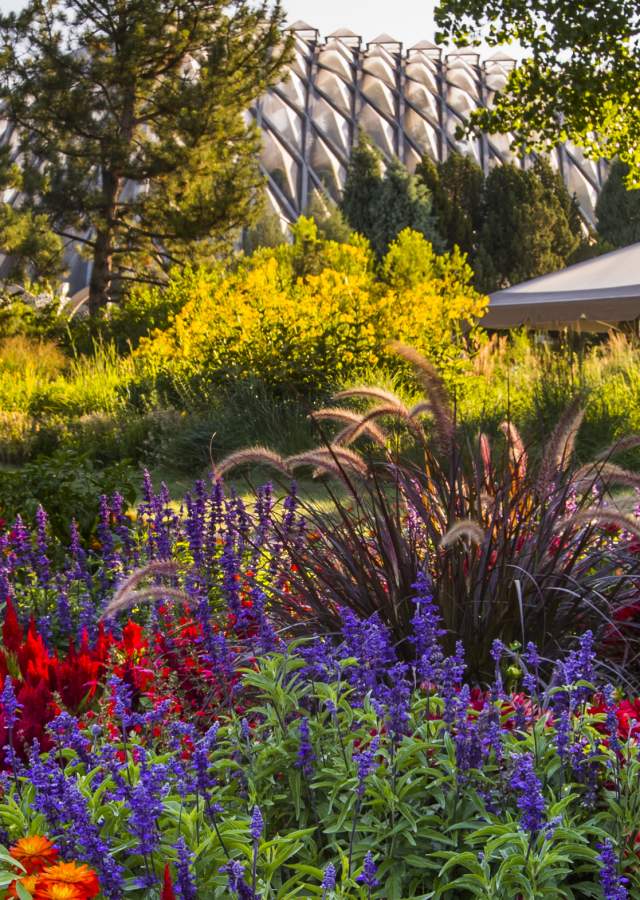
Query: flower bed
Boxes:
[{"xmin": 0, "ymin": 475, "xmax": 638, "ymax": 897}]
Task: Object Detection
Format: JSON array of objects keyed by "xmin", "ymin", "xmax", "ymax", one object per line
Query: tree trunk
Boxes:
[
  {"xmin": 88, "ymin": 168, "xmax": 121, "ymax": 315},
  {"xmin": 88, "ymin": 229, "xmax": 113, "ymax": 315}
]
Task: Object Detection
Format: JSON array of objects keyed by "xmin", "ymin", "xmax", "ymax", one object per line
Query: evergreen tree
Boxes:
[
  {"xmin": 0, "ymin": 145, "xmax": 63, "ymax": 284},
  {"xmin": 370, "ymin": 158, "xmax": 439, "ymax": 256},
  {"xmin": 340, "ymin": 133, "xmax": 383, "ymax": 242},
  {"xmin": 0, "ymin": 1, "xmax": 290, "ymax": 312},
  {"xmin": 340, "ymin": 135, "xmax": 439, "ymax": 256},
  {"xmin": 416, "ymin": 152, "xmax": 484, "ymax": 256},
  {"xmin": 243, "ymin": 211, "xmax": 286, "ymax": 255},
  {"xmin": 475, "ymin": 162, "xmax": 581, "ymax": 291},
  {"xmin": 306, "ymin": 192, "xmax": 352, "ymax": 243},
  {"xmin": 596, "ymin": 160, "xmax": 640, "ymax": 249}
]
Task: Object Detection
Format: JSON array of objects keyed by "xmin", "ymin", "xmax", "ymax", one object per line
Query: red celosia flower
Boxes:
[
  {"xmin": 9, "ymin": 835, "xmax": 59, "ymax": 874},
  {"xmin": 160, "ymin": 863, "xmax": 177, "ymax": 900}
]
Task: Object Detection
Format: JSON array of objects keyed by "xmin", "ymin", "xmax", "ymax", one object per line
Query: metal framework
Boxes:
[{"xmin": 254, "ymin": 23, "xmax": 607, "ymax": 225}]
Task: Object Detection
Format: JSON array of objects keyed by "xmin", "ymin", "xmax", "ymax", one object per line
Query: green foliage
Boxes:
[
  {"xmin": 0, "ymin": 0, "xmax": 292, "ymax": 312},
  {"xmin": 474, "ymin": 160, "xmax": 585, "ymax": 291},
  {"xmin": 435, "ymin": 0, "xmax": 640, "ymax": 185},
  {"xmin": 417, "ymin": 154, "xmax": 590, "ymax": 291},
  {"xmin": 0, "ymin": 145, "xmax": 63, "ymax": 284},
  {"xmin": 3, "ymin": 647, "xmax": 639, "ymax": 897},
  {"xmin": 135, "ymin": 222, "xmax": 487, "ymax": 397},
  {"xmin": 340, "ymin": 135, "xmax": 440, "ymax": 256},
  {"xmin": 243, "ymin": 211, "xmax": 288, "ymax": 255},
  {"xmin": 306, "ymin": 192, "xmax": 353, "ymax": 244},
  {"xmin": 416, "ymin": 151, "xmax": 484, "ymax": 256},
  {"xmin": 596, "ymin": 160, "xmax": 640, "ymax": 249},
  {"xmin": 0, "ymin": 448, "xmax": 136, "ymax": 540}
]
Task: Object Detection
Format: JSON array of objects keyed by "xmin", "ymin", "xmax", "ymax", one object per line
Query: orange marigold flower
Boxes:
[
  {"xmin": 33, "ymin": 884, "xmax": 88, "ymax": 900},
  {"xmin": 8, "ymin": 874, "xmax": 40, "ymax": 896},
  {"xmin": 39, "ymin": 862, "xmax": 100, "ymax": 898},
  {"xmin": 10, "ymin": 835, "xmax": 59, "ymax": 874}
]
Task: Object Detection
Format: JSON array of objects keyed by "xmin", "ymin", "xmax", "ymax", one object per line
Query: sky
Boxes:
[
  {"xmin": 0, "ymin": 0, "xmax": 438, "ymax": 47},
  {"xmin": 283, "ymin": 0, "xmax": 437, "ymax": 48}
]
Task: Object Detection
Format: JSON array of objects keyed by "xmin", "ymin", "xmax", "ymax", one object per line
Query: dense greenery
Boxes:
[
  {"xmin": 340, "ymin": 135, "xmax": 439, "ymax": 257},
  {"xmin": 0, "ymin": 472, "xmax": 638, "ymax": 898},
  {"xmin": 596, "ymin": 160, "xmax": 640, "ymax": 250},
  {"xmin": 0, "ymin": 0, "xmax": 291, "ymax": 311},
  {"xmin": 418, "ymin": 153, "xmax": 589, "ymax": 291},
  {"xmin": 435, "ymin": 0, "xmax": 640, "ymax": 184}
]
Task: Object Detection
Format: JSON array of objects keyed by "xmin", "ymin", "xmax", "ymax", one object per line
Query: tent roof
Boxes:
[{"xmin": 482, "ymin": 243, "xmax": 640, "ymax": 330}]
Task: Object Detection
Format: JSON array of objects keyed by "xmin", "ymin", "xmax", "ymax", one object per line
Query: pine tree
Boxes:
[
  {"xmin": 596, "ymin": 160, "xmax": 640, "ymax": 249},
  {"xmin": 306, "ymin": 192, "xmax": 352, "ymax": 243},
  {"xmin": 340, "ymin": 135, "xmax": 439, "ymax": 256},
  {"xmin": 475, "ymin": 162, "xmax": 581, "ymax": 291},
  {"xmin": 416, "ymin": 152, "xmax": 484, "ymax": 256},
  {"xmin": 0, "ymin": 145, "xmax": 63, "ymax": 284},
  {"xmin": 243, "ymin": 211, "xmax": 286, "ymax": 255},
  {"xmin": 0, "ymin": 1, "xmax": 291, "ymax": 313},
  {"xmin": 340, "ymin": 133, "xmax": 383, "ymax": 241}
]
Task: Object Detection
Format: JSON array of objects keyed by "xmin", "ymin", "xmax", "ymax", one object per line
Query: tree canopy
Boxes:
[
  {"xmin": 0, "ymin": 0, "xmax": 291, "ymax": 312},
  {"xmin": 435, "ymin": 0, "xmax": 640, "ymax": 185},
  {"xmin": 340, "ymin": 134, "xmax": 440, "ymax": 256},
  {"xmin": 596, "ymin": 160, "xmax": 640, "ymax": 250}
]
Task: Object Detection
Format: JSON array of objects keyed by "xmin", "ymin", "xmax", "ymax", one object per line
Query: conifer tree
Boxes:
[
  {"xmin": 340, "ymin": 135, "xmax": 439, "ymax": 256},
  {"xmin": 0, "ymin": 0, "xmax": 291, "ymax": 312},
  {"xmin": 416, "ymin": 151, "xmax": 484, "ymax": 256},
  {"xmin": 596, "ymin": 160, "xmax": 640, "ymax": 249},
  {"xmin": 0, "ymin": 145, "xmax": 63, "ymax": 284},
  {"xmin": 474, "ymin": 162, "xmax": 581, "ymax": 291},
  {"xmin": 340, "ymin": 133, "xmax": 383, "ymax": 242}
]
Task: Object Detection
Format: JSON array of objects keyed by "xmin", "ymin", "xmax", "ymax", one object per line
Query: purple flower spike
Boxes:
[
  {"xmin": 250, "ymin": 804, "xmax": 263, "ymax": 842},
  {"xmin": 322, "ymin": 862, "xmax": 336, "ymax": 894},
  {"xmin": 510, "ymin": 752, "xmax": 546, "ymax": 837},
  {"xmin": 356, "ymin": 852, "xmax": 379, "ymax": 889},
  {"xmin": 1, "ymin": 676, "xmax": 21, "ymax": 731},
  {"xmin": 598, "ymin": 839, "xmax": 628, "ymax": 900}
]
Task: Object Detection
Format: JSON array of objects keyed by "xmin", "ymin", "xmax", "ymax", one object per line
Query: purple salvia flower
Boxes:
[
  {"xmin": 409, "ymin": 570, "xmax": 445, "ymax": 683},
  {"xmin": 219, "ymin": 860, "xmax": 257, "ymax": 898},
  {"xmin": 296, "ymin": 717, "xmax": 315, "ymax": 777},
  {"xmin": 598, "ymin": 839, "xmax": 628, "ymax": 900},
  {"xmin": 321, "ymin": 862, "xmax": 336, "ymax": 896},
  {"xmin": 55, "ymin": 578, "xmax": 73, "ymax": 637},
  {"xmin": 35, "ymin": 505, "xmax": 50, "ymax": 589},
  {"xmin": 10, "ymin": 515, "xmax": 32, "ymax": 568},
  {"xmin": 522, "ymin": 641, "xmax": 540, "ymax": 696},
  {"xmin": 355, "ymin": 736, "xmax": 380, "ymax": 797},
  {"xmin": 174, "ymin": 837, "xmax": 197, "ymax": 900},
  {"xmin": 555, "ymin": 708, "xmax": 571, "ymax": 762},
  {"xmin": 480, "ymin": 702, "xmax": 503, "ymax": 763},
  {"xmin": 1, "ymin": 676, "xmax": 21, "ymax": 745},
  {"xmin": 356, "ymin": 852, "xmax": 379, "ymax": 889},
  {"xmin": 510, "ymin": 752, "xmax": 546, "ymax": 837},
  {"xmin": 377, "ymin": 662, "xmax": 411, "ymax": 738},
  {"xmin": 338, "ymin": 609, "xmax": 395, "ymax": 697},
  {"xmin": 604, "ymin": 684, "xmax": 621, "ymax": 755},
  {"xmin": 250, "ymin": 805, "xmax": 264, "ymax": 842}
]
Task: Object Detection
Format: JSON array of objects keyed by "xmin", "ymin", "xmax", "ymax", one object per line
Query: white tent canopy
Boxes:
[{"xmin": 482, "ymin": 243, "xmax": 640, "ymax": 331}]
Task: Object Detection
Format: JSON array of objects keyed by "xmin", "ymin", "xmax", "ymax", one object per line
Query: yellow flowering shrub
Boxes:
[{"xmin": 137, "ymin": 220, "xmax": 487, "ymax": 395}]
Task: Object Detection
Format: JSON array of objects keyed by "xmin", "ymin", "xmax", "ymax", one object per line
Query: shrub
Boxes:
[
  {"xmin": 0, "ymin": 448, "xmax": 136, "ymax": 541},
  {"xmin": 136, "ymin": 221, "xmax": 487, "ymax": 398}
]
